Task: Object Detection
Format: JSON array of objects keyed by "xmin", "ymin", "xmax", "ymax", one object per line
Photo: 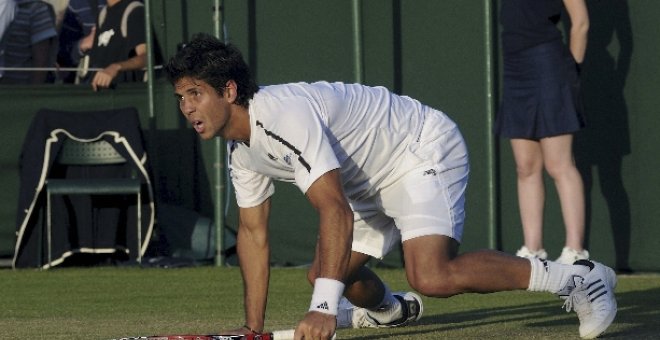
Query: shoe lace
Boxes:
[
  {"xmin": 557, "ymin": 274, "xmax": 583, "ymax": 299},
  {"xmin": 562, "ymin": 284, "xmax": 592, "ymax": 324},
  {"xmin": 353, "ymin": 309, "xmax": 380, "ymax": 328}
]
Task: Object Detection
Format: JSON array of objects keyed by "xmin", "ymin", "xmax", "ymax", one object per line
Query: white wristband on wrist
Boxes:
[{"xmin": 309, "ymin": 278, "xmax": 345, "ymax": 315}]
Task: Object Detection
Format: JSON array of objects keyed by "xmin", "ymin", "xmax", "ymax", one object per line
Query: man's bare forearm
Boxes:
[{"xmin": 237, "ymin": 202, "xmax": 272, "ymax": 331}]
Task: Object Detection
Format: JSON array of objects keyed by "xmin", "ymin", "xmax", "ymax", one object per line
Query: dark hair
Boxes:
[{"xmin": 165, "ymin": 33, "xmax": 259, "ymax": 107}]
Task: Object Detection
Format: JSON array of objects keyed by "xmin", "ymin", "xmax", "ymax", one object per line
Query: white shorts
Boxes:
[{"xmin": 350, "ymin": 111, "xmax": 469, "ymax": 259}]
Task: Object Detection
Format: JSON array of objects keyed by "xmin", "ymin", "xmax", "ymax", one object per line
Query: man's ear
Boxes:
[{"xmin": 225, "ymin": 80, "xmax": 238, "ymax": 103}]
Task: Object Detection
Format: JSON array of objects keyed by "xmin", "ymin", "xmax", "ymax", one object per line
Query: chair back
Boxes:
[{"xmin": 57, "ymin": 139, "xmax": 127, "ymax": 165}]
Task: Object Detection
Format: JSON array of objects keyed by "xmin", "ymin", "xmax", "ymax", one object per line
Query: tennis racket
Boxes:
[
  {"xmin": 112, "ymin": 329, "xmax": 294, "ymax": 340},
  {"xmin": 112, "ymin": 329, "xmax": 337, "ymax": 340}
]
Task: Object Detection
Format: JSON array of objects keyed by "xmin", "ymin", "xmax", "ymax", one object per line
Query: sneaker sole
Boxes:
[{"xmin": 581, "ymin": 309, "xmax": 616, "ymax": 339}]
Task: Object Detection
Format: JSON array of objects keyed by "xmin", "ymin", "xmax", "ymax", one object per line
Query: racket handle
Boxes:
[
  {"xmin": 271, "ymin": 329, "xmax": 336, "ymax": 340},
  {"xmin": 271, "ymin": 330, "xmax": 294, "ymax": 339}
]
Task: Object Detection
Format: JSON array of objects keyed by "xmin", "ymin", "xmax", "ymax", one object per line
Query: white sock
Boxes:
[
  {"xmin": 365, "ymin": 285, "xmax": 403, "ymax": 324},
  {"xmin": 527, "ymin": 258, "xmax": 591, "ymax": 294}
]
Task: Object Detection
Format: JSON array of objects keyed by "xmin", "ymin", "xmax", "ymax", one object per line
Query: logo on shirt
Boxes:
[
  {"xmin": 97, "ymin": 29, "xmax": 115, "ymax": 47},
  {"xmin": 283, "ymin": 153, "xmax": 293, "ymax": 166}
]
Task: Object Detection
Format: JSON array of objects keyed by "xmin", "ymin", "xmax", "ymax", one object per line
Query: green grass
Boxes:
[{"xmin": 1, "ymin": 267, "xmax": 659, "ymax": 339}]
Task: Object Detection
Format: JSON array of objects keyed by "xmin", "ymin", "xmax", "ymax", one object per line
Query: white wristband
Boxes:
[{"xmin": 309, "ymin": 278, "xmax": 345, "ymax": 315}]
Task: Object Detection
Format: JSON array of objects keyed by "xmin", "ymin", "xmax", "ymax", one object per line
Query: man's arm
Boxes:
[
  {"xmin": 305, "ymin": 169, "xmax": 353, "ymax": 282},
  {"xmin": 296, "ymin": 169, "xmax": 353, "ymax": 340},
  {"xmin": 91, "ymin": 43, "xmax": 147, "ymax": 91},
  {"xmin": 237, "ymin": 197, "xmax": 272, "ymax": 333}
]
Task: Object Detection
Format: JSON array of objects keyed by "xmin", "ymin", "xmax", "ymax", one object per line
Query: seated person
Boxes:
[
  {"xmin": 0, "ymin": 0, "xmax": 57, "ymax": 84},
  {"xmin": 81, "ymin": 0, "xmax": 159, "ymax": 91},
  {"xmin": 56, "ymin": 0, "xmax": 106, "ymax": 83}
]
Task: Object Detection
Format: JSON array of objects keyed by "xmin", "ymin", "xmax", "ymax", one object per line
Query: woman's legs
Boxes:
[
  {"xmin": 511, "ymin": 138, "xmax": 546, "ymax": 252},
  {"xmin": 539, "ymin": 134, "xmax": 586, "ymax": 252}
]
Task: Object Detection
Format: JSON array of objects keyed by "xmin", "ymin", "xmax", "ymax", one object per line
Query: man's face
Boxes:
[{"xmin": 173, "ymin": 77, "xmax": 232, "ymax": 140}]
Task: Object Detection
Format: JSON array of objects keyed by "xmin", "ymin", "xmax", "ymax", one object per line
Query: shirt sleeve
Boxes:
[
  {"xmin": 30, "ymin": 3, "xmax": 58, "ymax": 44},
  {"xmin": 257, "ymin": 95, "xmax": 340, "ymax": 194},
  {"xmin": 125, "ymin": 3, "xmax": 146, "ymax": 52},
  {"xmin": 228, "ymin": 142, "xmax": 275, "ymax": 208}
]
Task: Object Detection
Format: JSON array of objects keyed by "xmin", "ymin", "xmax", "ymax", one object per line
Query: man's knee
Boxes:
[
  {"xmin": 403, "ymin": 234, "xmax": 459, "ymax": 297},
  {"xmin": 407, "ymin": 270, "xmax": 456, "ymax": 298}
]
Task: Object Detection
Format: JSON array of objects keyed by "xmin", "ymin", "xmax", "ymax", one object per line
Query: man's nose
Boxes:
[{"xmin": 181, "ymin": 101, "xmax": 194, "ymax": 115}]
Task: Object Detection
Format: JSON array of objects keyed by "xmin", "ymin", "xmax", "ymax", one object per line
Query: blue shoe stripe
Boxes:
[
  {"xmin": 586, "ymin": 279, "xmax": 602, "ymax": 290},
  {"xmin": 590, "ymin": 290, "xmax": 607, "ymax": 302}
]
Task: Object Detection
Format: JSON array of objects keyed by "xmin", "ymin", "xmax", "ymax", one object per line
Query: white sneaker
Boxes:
[
  {"xmin": 559, "ymin": 260, "xmax": 617, "ymax": 339},
  {"xmin": 336, "ymin": 291, "xmax": 423, "ymax": 329},
  {"xmin": 555, "ymin": 247, "xmax": 590, "ymax": 265},
  {"xmin": 516, "ymin": 246, "xmax": 548, "ymax": 260}
]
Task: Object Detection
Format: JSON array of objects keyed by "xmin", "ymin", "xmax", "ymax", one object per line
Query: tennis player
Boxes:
[{"xmin": 165, "ymin": 33, "xmax": 617, "ymax": 340}]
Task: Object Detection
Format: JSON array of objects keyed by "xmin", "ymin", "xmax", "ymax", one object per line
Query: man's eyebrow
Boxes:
[{"xmin": 174, "ymin": 86, "xmax": 199, "ymax": 96}]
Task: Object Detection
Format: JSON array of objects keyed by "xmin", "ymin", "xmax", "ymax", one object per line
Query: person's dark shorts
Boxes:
[{"xmin": 495, "ymin": 40, "xmax": 585, "ymax": 140}]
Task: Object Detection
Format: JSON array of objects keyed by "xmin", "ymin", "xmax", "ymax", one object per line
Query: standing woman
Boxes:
[{"xmin": 495, "ymin": 0, "xmax": 590, "ymax": 264}]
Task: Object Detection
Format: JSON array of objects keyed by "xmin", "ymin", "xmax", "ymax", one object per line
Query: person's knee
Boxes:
[
  {"xmin": 403, "ymin": 235, "xmax": 460, "ymax": 297},
  {"xmin": 516, "ymin": 160, "xmax": 542, "ymax": 178},
  {"xmin": 406, "ymin": 267, "xmax": 456, "ymax": 298},
  {"xmin": 545, "ymin": 160, "xmax": 578, "ymax": 181}
]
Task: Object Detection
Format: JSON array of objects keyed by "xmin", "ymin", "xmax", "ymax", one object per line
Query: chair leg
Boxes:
[
  {"xmin": 46, "ymin": 191, "xmax": 53, "ymax": 269},
  {"xmin": 137, "ymin": 191, "xmax": 142, "ymax": 264}
]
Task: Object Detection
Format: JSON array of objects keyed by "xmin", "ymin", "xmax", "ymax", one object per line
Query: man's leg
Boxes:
[
  {"xmin": 307, "ymin": 244, "xmax": 384, "ymax": 305},
  {"xmin": 313, "ymin": 249, "xmax": 421, "ymax": 329},
  {"xmin": 402, "ymin": 235, "xmax": 530, "ymax": 296},
  {"xmin": 402, "ymin": 234, "xmax": 617, "ymax": 339},
  {"xmin": 341, "ymin": 252, "xmax": 388, "ymax": 307}
]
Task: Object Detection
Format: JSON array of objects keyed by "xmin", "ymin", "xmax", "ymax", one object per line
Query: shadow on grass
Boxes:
[{"xmin": 340, "ymin": 286, "xmax": 660, "ymax": 339}]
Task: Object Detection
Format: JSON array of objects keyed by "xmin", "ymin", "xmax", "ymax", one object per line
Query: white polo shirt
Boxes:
[{"xmin": 228, "ymin": 81, "xmax": 458, "ymax": 208}]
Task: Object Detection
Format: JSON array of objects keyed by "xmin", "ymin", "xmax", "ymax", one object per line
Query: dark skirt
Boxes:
[{"xmin": 495, "ymin": 40, "xmax": 585, "ymax": 139}]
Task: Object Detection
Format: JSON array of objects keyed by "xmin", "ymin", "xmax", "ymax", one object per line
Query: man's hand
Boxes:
[
  {"xmin": 91, "ymin": 63, "xmax": 121, "ymax": 91},
  {"xmin": 294, "ymin": 311, "xmax": 336, "ymax": 340},
  {"xmin": 80, "ymin": 27, "xmax": 96, "ymax": 54}
]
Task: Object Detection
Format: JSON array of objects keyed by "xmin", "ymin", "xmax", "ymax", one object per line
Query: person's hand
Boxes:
[
  {"xmin": 91, "ymin": 63, "xmax": 121, "ymax": 91},
  {"xmin": 294, "ymin": 311, "xmax": 336, "ymax": 340},
  {"xmin": 79, "ymin": 27, "xmax": 96, "ymax": 54}
]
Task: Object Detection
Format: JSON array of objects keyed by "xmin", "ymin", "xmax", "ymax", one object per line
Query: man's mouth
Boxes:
[{"xmin": 192, "ymin": 120, "xmax": 204, "ymax": 133}]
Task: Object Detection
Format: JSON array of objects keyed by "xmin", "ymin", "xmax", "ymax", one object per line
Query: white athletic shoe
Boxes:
[
  {"xmin": 555, "ymin": 247, "xmax": 590, "ymax": 265},
  {"xmin": 558, "ymin": 260, "xmax": 617, "ymax": 339},
  {"xmin": 516, "ymin": 246, "xmax": 548, "ymax": 260},
  {"xmin": 336, "ymin": 291, "xmax": 423, "ymax": 329}
]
